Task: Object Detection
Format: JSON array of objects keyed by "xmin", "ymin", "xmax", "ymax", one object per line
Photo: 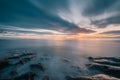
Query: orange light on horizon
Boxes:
[{"xmin": 4, "ymin": 33, "xmax": 118, "ymax": 40}]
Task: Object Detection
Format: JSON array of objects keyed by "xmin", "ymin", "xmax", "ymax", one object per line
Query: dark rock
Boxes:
[
  {"xmin": 10, "ymin": 69, "xmax": 18, "ymax": 75},
  {"xmin": 0, "ymin": 59, "xmax": 10, "ymax": 70},
  {"xmin": 30, "ymin": 63, "xmax": 45, "ymax": 72},
  {"xmin": 40, "ymin": 57, "xmax": 50, "ymax": 61},
  {"xmin": 19, "ymin": 58, "xmax": 31, "ymax": 64},
  {"xmin": 43, "ymin": 75, "xmax": 50, "ymax": 80},
  {"xmin": 0, "ymin": 71, "xmax": 36, "ymax": 80},
  {"xmin": 8, "ymin": 53, "xmax": 36, "ymax": 59},
  {"xmin": 89, "ymin": 57, "xmax": 120, "ymax": 62},
  {"xmin": 14, "ymin": 55, "xmax": 36, "ymax": 65},
  {"xmin": 93, "ymin": 60, "xmax": 120, "ymax": 66},
  {"xmin": 87, "ymin": 62, "xmax": 120, "ymax": 78},
  {"xmin": 88, "ymin": 57, "xmax": 94, "ymax": 61},
  {"xmin": 63, "ymin": 58, "xmax": 71, "ymax": 63},
  {"xmin": 13, "ymin": 71, "xmax": 36, "ymax": 80},
  {"xmin": 66, "ymin": 74, "xmax": 119, "ymax": 80},
  {"xmin": 87, "ymin": 57, "xmax": 120, "ymax": 79}
]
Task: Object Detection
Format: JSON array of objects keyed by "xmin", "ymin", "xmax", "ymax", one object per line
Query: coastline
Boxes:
[{"xmin": 0, "ymin": 51, "xmax": 120, "ymax": 80}]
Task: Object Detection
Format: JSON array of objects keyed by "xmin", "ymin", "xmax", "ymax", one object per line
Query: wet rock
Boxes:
[
  {"xmin": 13, "ymin": 71, "xmax": 36, "ymax": 80},
  {"xmin": 87, "ymin": 63, "xmax": 120, "ymax": 78},
  {"xmin": 66, "ymin": 74, "xmax": 119, "ymax": 80},
  {"xmin": 43, "ymin": 75, "xmax": 50, "ymax": 80},
  {"xmin": 8, "ymin": 53, "xmax": 36, "ymax": 59},
  {"xmin": 63, "ymin": 58, "xmax": 71, "ymax": 63},
  {"xmin": 10, "ymin": 69, "xmax": 18, "ymax": 76},
  {"xmin": 0, "ymin": 59, "xmax": 10, "ymax": 70},
  {"xmin": 40, "ymin": 56, "xmax": 50, "ymax": 61},
  {"xmin": 0, "ymin": 71, "xmax": 36, "ymax": 80},
  {"xmin": 19, "ymin": 57, "xmax": 33, "ymax": 64},
  {"xmin": 87, "ymin": 57, "xmax": 120, "ymax": 78},
  {"xmin": 88, "ymin": 57, "xmax": 120, "ymax": 62},
  {"xmin": 0, "ymin": 52, "xmax": 37, "ymax": 79},
  {"xmin": 88, "ymin": 57, "xmax": 94, "ymax": 61},
  {"xmin": 28, "ymin": 55, "xmax": 36, "ymax": 59},
  {"xmin": 30, "ymin": 63, "xmax": 45, "ymax": 72},
  {"xmin": 93, "ymin": 60, "xmax": 120, "ymax": 66},
  {"xmin": 10, "ymin": 54, "xmax": 36, "ymax": 65},
  {"xmin": 71, "ymin": 66, "xmax": 80, "ymax": 69}
]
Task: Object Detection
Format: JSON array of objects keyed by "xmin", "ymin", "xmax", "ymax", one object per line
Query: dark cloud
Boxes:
[
  {"xmin": 100, "ymin": 30, "xmax": 120, "ymax": 35},
  {"xmin": 0, "ymin": 28, "xmax": 52, "ymax": 35},
  {"xmin": 0, "ymin": 0, "xmax": 95, "ymax": 34},
  {"xmin": 0, "ymin": 0, "xmax": 120, "ymax": 34},
  {"xmin": 66, "ymin": 27, "xmax": 95, "ymax": 34},
  {"xmin": 91, "ymin": 14, "xmax": 120, "ymax": 28},
  {"xmin": 0, "ymin": 30, "xmax": 55, "ymax": 35},
  {"xmin": 82, "ymin": 0, "xmax": 119, "ymax": 16},
  {"xmin": 81, "ymin": 0, "xmax": 120, "ymax": 28}
]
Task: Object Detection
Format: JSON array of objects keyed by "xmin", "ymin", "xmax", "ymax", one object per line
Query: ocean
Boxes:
[{"xmin": 0, "ymin": 39, "xmax": 120, "ymax": 80}]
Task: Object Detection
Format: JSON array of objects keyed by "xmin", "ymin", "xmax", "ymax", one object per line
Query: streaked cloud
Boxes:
[
  {"xmin": 100, "ymin": 30, "xmax": 120, "ymax": 35},
  {"xmin": 0, "ymin": 25, "xmax": 65, "ymax": 35},
  {"xmin": 0, "ymin": 0, "xmax": 120, "ymax": 39}
]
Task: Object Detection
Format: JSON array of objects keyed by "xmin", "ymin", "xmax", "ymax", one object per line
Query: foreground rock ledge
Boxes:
[
  {"xmin": 66, "ymin": 74, "xmax": 119, "ymax": 80},
  {"xmin": 0, "ymin": 51, "xmax": 120, "ymax": 80},
  {"xmin": 87, "ymin": 57, "xmax": 120, "ymax": 78}
]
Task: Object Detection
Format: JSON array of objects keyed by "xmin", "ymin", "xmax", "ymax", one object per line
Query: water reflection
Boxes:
[{"xmin": 0, "ymin": 39, "xmax": 120, "ymax": 57}]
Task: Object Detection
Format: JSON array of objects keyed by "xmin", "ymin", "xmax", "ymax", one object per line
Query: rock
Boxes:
[
  {"xmin": 13, "ymin": 71, "xmax": 36, "ymax": 80},
  {"xmin": 87, "ymin": 57, "xmax": 120, "ymax": 78},
  {"xmin": 43, "ymin": 75, "xmax": 50, "ymax": 80},
  {"xmin": 87, "ymin": 63, "xmax": 120, "ymax": 78},
  {"xmin": 10, "ymin": 69, "xmax": 18, "ymax": 75},
  {"xmin": 0, "ymin": 59, "xmax": 10, "ymax": 70},
  {"xmin": 93, "ymin": 60, "xmax": 120, "ymax": 66},
  {"xmin": 88, "ymin": 57, "xmax": 94, "ymax": 61},
  {"xmin": 30, "ymin": 63, "xmax": 45, "ymax": 72},
  {"xmin": 8, "ymin": 53, "xmax": 36, "ymax": 59},
  {"xmin": 88, "ymin": 57, "xmax": 120, "ymax": 62},
  {"xmin": 66, "ymin": 74, "xmax": 119, "ymax": 80},
  {"xmin": 63, "ymin": 58, "xmax": 71, "ymax": 63},
  {"xmin": 0, "ymin": 71, "xmax": 36, "ymax": 80},
  {"xmin": 40, "ymin": 56, "xmax": 50, "ymax": 61},
  {"xmin": 12, "ymin": 54, "xmax": 36, "ymax": 65},
  {"xmin": 19, "ymin": 57, "xmax": 33, "ymax": 64}
]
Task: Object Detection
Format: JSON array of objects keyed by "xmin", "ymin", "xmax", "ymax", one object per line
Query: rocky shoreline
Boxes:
[
  {"xmin": 0, "ymin": 51, "xmax": 120, "ymax": 80},
  {"xmin": 67, "ymin": 56, "xmax": 120, "ymax": 80}
]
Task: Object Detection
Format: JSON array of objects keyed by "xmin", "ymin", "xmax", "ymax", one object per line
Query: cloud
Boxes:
[
  {"xmin": 91, "ymin": 14, "xmax": 120, "ymax": 27},
  {"xmin": 0, "ymin": 0, "xmax": 120, "ymax": 36},
  {"xmin": 0, "ymin": 25, "xmax": 65, "ymax": 35},
  {"xmin": 100, "ymin": 30, "xmax": 120, "ymax": 35},
  {"xmin": 99, "ymin": 30, "xmax": 120, "ymax": 38},
  {"xmin": 82, "ymin": 0, "xmax": 119, "ymax": 16},
  {"xmin": 0, "ymin": 0, "xmax": 95, "ymax": 34},
  {"xmin": 82, "ymin": 0, "xmax": 120, "ymax": 28}
]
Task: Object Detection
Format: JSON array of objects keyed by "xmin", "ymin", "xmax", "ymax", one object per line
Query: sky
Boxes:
[{"xmin": 0, "ymin": 0, "xmax": 120, "ymax": 39}]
